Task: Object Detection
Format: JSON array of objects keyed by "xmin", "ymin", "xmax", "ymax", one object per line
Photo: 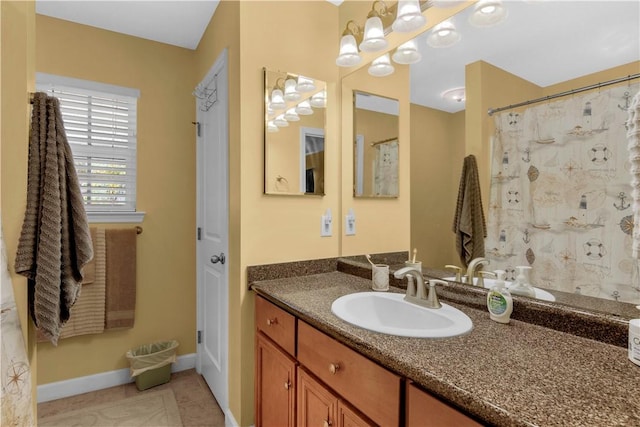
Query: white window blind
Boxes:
[{"xmin": 36, "ymin": 73, "xmax": 140, "ymax": 215}]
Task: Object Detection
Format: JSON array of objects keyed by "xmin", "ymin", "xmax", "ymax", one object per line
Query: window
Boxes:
[{"xmin": 36, "ymin": 73, "xmax": 143, "ymax": 223}]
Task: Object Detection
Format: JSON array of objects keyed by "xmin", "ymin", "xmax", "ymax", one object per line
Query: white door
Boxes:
[{"xmin": 196, "ymin": 49, "xmax": 229, "ymax": 412}]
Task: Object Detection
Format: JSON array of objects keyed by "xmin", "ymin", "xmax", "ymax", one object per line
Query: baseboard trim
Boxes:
[
  {"xmin": 37, "ymin": 353, "xmax": 197, "ymax": 403},
  {"xmin": 224, "ymin": 407, "xmax": 240, "ymax": 427}
]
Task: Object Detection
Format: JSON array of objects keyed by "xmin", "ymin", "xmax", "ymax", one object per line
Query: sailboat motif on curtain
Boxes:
[{"xmin": 486, "ymin": 83, "xmax": 640, "ymax": 303}]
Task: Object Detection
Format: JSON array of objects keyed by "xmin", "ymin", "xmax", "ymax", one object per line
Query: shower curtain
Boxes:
[
  {"xmin": 373, "ymin": 140, "xmax": 398, "ymax": 196},
  {"xmin": 1, "ymin": 221, "xmax": 34, "ymax": 426},
  {"xmin": 486, "ymin": 82, "xmax": 640, "ymax": 303}
]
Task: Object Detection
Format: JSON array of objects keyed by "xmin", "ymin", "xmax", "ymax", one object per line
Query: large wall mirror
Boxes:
[
  {"xmin": 264, "ymin": 68, "xmax": 327, "ymax": 196},
  {"xmin": 357, "ymin": 1, "xmax": 639, "ymax": 318},
  {"xmin": 353, "ymin": 91, "xmax": 399, "ymax": 198}
]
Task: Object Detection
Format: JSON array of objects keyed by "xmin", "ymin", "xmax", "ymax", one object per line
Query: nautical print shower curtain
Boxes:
[{"xmin": 486, "ymin": 83, "xmax": 640, "ymax": 304}]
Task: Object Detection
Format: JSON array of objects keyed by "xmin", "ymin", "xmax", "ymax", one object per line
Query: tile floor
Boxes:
[{"xmin": 37, "ymin": 369, "xmax": 225, "ymax": 427}]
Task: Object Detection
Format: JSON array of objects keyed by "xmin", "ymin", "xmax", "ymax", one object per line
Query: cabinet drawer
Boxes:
[
  {"xmin": 256, "ymin": 296, "xmax": 296, "ymax": 356},
  {"xmin": 297, "ymin": 321, "xmax": 401, "ymax": 427},
  {"xmin": 406, "ymin": 382, "xmax": 482, "ymax": 427}
]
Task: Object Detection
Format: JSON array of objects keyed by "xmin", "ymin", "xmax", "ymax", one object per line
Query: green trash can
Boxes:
[{"xmin": 126, "ymin": 340, "xmax": 179, "ymax": 391}]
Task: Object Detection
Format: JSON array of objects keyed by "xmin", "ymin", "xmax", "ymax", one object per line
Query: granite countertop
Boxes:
[{"xmin": 251, "ymin": 271, "xmax": 640, "ymax": 427}]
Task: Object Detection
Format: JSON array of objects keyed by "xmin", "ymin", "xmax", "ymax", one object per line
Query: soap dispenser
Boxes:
[
  {"xmin": 509, "ymin": 266, "xmax": 536, "ymax": 298},
  {"xmin": 487, "ymin": 270, "xmax": 513, "ymax": 324}
]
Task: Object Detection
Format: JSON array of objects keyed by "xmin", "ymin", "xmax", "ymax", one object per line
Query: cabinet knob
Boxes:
[
  {"xmin": 323, "ymin": 419, "xmax": 332, "ymax": 427},
  {"xmin": 329, "ymin": 363, "xmax": 340, "ymax": 375},
  {"xmin": 284, "ymin": 380, "xmax": 291, "ymax": 390},
  {"xmin": 266, "ymin": 318, "xmax": 277, "ymax": 326}
]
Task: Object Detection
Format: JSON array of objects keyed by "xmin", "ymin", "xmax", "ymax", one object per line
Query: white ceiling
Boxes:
[
  {"xmin": 35, "ymin": 0, "xmax": 219, "ymax": 50},
  {"xmin": 35, "ymin": 1, "xmax": 639, "ymax": 112},
  {"xmin": 414, "ymin": 1, "xmax": 640, "ymax": 113}
]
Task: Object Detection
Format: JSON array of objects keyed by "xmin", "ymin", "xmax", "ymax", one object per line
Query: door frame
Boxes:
[{"xmin": 195, "ymin": 48, "xmax": 229, "ymax": 410}]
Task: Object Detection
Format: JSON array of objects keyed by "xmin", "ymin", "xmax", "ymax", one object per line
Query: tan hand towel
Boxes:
[{"xmin": 105, "ymin": 228, "xmax": 137, "ymax": 329}]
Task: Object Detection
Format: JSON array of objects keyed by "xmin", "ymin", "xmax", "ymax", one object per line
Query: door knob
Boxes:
[{"xmin": 210, "ymin": 253, "xmax": 226, "ymax": 265}]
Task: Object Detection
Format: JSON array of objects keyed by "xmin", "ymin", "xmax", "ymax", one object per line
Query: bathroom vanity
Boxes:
[{"xmin": 250, "ymin": 261, "xmax": 639, "ymax": 427}]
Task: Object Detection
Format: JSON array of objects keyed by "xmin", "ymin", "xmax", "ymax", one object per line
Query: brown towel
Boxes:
[
  {"xmin": 105, "ymin": 228, "xmax": 137, "ymax": 329},
  {"xmin": 15, "ymin": 92, "xmax": 93, "ymax": 345},
  {"xmin": 37, "ymin": 228, "xmax": 107, "ymax": 343},
  {"xmin": 452, "ymin": 155, "xmax": 487, "ymax": 268}
]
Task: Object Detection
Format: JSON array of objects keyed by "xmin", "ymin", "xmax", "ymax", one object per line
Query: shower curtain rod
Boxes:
[
  {"xmin": 370, "ymin": 137, "xmax": 398, "ymax": 147},
  {"xmin": 487, "ymin": 73, "xmax": 640, "ymax": 116}
]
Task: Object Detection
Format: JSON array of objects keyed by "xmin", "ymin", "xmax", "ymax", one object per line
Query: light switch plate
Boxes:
[
  {"xmin": 345, "ymin": 210, "xmax": 356, "ymax": 236},
  {"xmin": 321, "ymin": 209, "xmax": 332, "ymax": 237}
]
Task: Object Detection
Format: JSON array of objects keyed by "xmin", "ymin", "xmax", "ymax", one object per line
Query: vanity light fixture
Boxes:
[
  {"xmin": 392, "ymin": 39, "xmax": 421, "ymax": 64},
  {"xmin": 368, "ymin": 53, "xmax": 395, "ymax": 77},
  {"xmin": 336, "ymin": 20, "xmax": 363, "ymax": 67},
  {"xmin": 267, "ymin": 120, "xmax": 279, "ymax": 133},
  {"xmin": 310, "ymin": 90, "xmax": 327, "ymax": 108},
  {"xmin": 360, "ymin": 2, "xmax": 389, "ymax": 53},
  {"xmin": 295, "ymin": 100, "xmax": 314, "ymax": 115},
  {"xmin": 283, "ymin": 78, "xmax": 301, "ymax": 102},
  {"xmin": 269, "ymin": 85, "xmax": 286, "ymax": 111},
  {"xmin": 468, "ymin": 0, "xmax": 507, "ymax": 28},
  {"xmin": 426, "ymin": 20, "xmax": 461, "ymax": 48},
  {"xmin": 274, "ymin": 114, "xmax": 289, "ymax": 127},
  {"xmin": 429, "ymin": 0, "xmax": 465, "ymax": 8},
  {"xmin": 392, "ymin": 0, "xmax": 426, "ymax": 33},
  {"xmin": 442, "ymin": 87, "xmax": 466, "ymax": 103},
  {"xmin": 284, "ymin": 108, "xmax": 300, "ymax": 121},
  {"xmin": 296, "ymin": 75, "xmax": 316, "ymax": 93}
]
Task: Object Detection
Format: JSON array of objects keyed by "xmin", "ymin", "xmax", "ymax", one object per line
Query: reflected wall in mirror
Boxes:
[
  {"xmin": 264, "ymin": 68, "xmax": 327, "ymax": 195},
  {"xmin": 353, "ymin": 91, "xmax": 399, "ymax": 198},
  {"xmin": 374, "ymin": 1, "xmax": 639, "ymax": 318}
]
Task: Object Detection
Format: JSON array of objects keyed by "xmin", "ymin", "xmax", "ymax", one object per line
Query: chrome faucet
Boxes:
[
  {"xmin": 394, "ymin": 266, "xmax": 442, "ymax": 309},
  {"xmin": 465, "ymin": 257, "xmax": 489, "ymax": 286}
]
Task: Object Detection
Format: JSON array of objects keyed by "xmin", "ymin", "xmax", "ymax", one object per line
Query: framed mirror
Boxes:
[
  {"xmin": 353, "ymin": 91, "xmax": 399, "ymax": 198},
  {"xmin": 264, "ymin": 68, "xmax": 327, "ymax": 196}
]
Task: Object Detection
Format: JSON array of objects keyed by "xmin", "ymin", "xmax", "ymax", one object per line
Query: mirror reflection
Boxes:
[
  {"xmin": 264, "ymin": 68, "xmax": 326, "ymax": 195},
  {"xmin": 394, "ymin": 1, "xmax": 639, "ymax": 317},
  {"xmin": 353, "ymin": 91, "xmax": 399, "ymax": 198}
]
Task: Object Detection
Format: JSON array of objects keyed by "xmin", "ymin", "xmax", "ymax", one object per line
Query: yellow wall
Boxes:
[
  {"xmin": 0, "ymin": 0, "xmax": 37, "ymax": 413},
  {"xmin": 409, "ymin": 105, "xmax": 464, "ymax": 268},
  {"xmin": 341, "ymin": 65, "xmax": 411, "ymax": 256},
  {"xmin": 34, "ymin": 15, "xmax": 197, "ymax": 384}
]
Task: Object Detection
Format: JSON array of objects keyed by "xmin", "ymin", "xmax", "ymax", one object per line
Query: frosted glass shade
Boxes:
[
  {"xmin": 284, "ymin": 78, "xmax": 301, "ymax": 101},
  {"xmin": 426, "ymin": 21, "xmax": 461, "ymax": 48},
  {"xmin": 267, "ymin": 120, "xmax": 279, "ymax": 133},
  {"xmin": 336, "ymin": 34, "xmax": 362, "ymax": 67},
  {"xmin": 392, "ymin": 0, "xmax": 426, "ymax": 32},
  {"xmin": 296, "ymin": 76, "xmax": 316, "ymax": 92},
  {"xmin": 274, "ymin": 114, "xmax": 289, "ymax": 127},
  {"xmin": 310, "ymin": 90, "xmax": 327, "ymax": 108},
  {"xmin": 295, "ymin": 100, "xmax": 313, "ymax": 115},
  {"xmin": 270, "ymin": 89, "xmax": 286, "ymax": 110},
  {"xmin": 469, "ymin": 0, "xmax": 507, "ymax": 27},
  {"xmin": 392, "ymin": 40, "xmax": 421, "ymax": 64},
  {"xmin": 368, "ymin": 53, "xmax": 394, "ymax": 77},
  {"xmin": 360, "ymin": 16, "xmax": 387, "ymax": 52},
  {"xmin": 284, "ymin": 108, "xmax": 300, "ymax": 121}
]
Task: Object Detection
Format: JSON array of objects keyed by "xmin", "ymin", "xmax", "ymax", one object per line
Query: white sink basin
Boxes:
[
  {"xmin": 443, "ymin": 277, "xmax": 556, "ymax": 302},
  {"xmin": 331, "ymin": 292, "xmax": 473, "ymax": 338}
]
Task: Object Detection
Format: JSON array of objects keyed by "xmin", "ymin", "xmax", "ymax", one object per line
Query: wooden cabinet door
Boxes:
[
  {"xmin": 406, "ymin": 383, "xmax": 482, "ymax": 427},
  {"xmin": 255, "ymin": 333, "xmax": 296, "ymax": 427},
  {"xmin": 297, "ymin": 368, "xmax": 337, "ymax": 427},
  {"xmin": 337, "ymin": 401, "xmax": 375, "ymax": 427}
]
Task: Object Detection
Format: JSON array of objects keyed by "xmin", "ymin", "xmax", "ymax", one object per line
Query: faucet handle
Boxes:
[
  {"xmin": 478, "ymin": 270, "xmax": 497, "ymax": 289},
  {"xmin": 444, "ymin": 265, "xmax": 462, "ymax": 282},
  {"xmin": 426, "ymin": 279, "xmax": 445, "ymax": 309}
]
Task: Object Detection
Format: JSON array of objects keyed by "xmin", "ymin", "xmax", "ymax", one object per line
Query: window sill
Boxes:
[{"xmin": 87, "ymin": 211, "xmax": 146, "ymax": 224}]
